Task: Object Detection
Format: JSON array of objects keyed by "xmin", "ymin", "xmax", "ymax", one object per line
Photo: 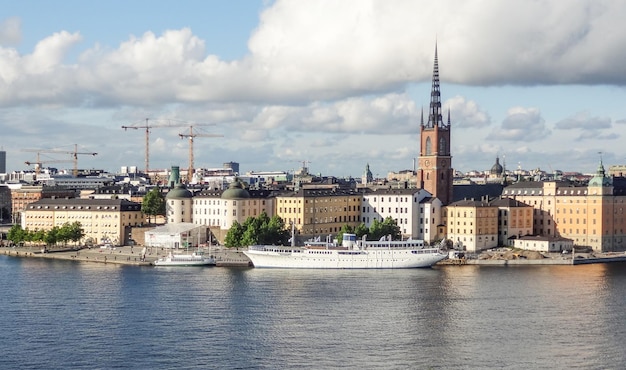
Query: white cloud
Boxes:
[
  {"xmin": 555, "ymin": 111, "xmax": 612, "ymax": 130},
  {"xmin": 445, "ymin": 95, "xmax": 490, "ymax": 128},
  {"xmin": 487, "ymin": 107, "xmax": 550, "ymax": 141},
  {"xmin": 0, "ymin": 17, "xmax": 21, "ymax": 46}
]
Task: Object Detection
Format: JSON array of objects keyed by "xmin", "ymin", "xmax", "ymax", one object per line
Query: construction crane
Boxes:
[
  {"xmin": 22, "ymin": 144, "xmax": 97, "ymax": 177},
  {"xmin": 178, "ymin": 126, "xmax": 223, "ymax": 183},
  {"xmin": 292, "ymin": 160, "xmax": 312, "ymax": 175},
  {"xmin": 25, "ymin": 158, "xmax": 72, "ymax": 176},
  {"xmin": 121, "ymin": 118, "xmax": 217, "ymax": 176}
]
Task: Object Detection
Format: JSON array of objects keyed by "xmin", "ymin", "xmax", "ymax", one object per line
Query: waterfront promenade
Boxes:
[
  {"xmin": 0, "ymin": 245, "xmax": 252, "ymax": 267},
  {"xmin": 3, "ymin": 244, "xmax": 626, "ymax": 267}
]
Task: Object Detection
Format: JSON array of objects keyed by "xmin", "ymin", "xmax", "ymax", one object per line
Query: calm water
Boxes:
[{"xmin": 1, "ymin": 256, "xmax": 625, "ymax": 369}]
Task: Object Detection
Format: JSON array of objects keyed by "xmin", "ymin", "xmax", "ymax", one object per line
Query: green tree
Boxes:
[
  {"xmin": 224, "ymin": 221, "xmax": 244, "ymax": 249},
  {"xmin": 142, "ymin": 187, "xmax": 166, "ymax": 225},
  {"xmin": 354, "ymin": 223, "xmax": 369, "ymax": 238},
  {"xmin": 336, "ymin": 224, "xmax": 354, "ymax": 246},
  {"xmin": 380, "ymin": 217, "xmax": 402, "ymax": 240},
  {"xmin": 7, "ymin": 224, "xmax": 26, "ymax": 245},
  {"xmin": 368, "ymin": 218, "xmax": 383, "ymax": 241},
  {"xmin": 44, "ymin": 226, "xmax": 60, "ymax": 246},
  {"xmin": 226, "ymin": 213, "xmax": 291, "ymax": 248},
  {"xmin": 267, "ymin": 215, "xmax": 290, "ymax": 245}
]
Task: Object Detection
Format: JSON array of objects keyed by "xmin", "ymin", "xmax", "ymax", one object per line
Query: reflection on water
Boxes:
[{"xmin": 1, "ymin": 256, "xmax": 626, "ymax": 369}]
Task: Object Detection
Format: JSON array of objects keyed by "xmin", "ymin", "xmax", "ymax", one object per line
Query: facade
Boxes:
[
  {"xmin": 23, "ymin": 198, "xmax": 145, "ymax": 245},
  {"xmin": 144, "ymin": 223, "xmax": 207, "ymax": 249},
  {"xmin": 275, "ymin": 188, "xmax": 362, "ymax": 239},
  {"xmin": 416, "ymin": 45, "xmax": 453, "ymax": 205},
  {"xmin": 361, "ymin": 188, "xmax": 439, "ymax": 242},
  {"xmin": 166, "ymin": 183, "xmax": 193, "ymax": 224},
  {"xmin": 192, "ymin": 179, "xmax": 274, "ymax": 243},
  {"xmin": 489, "ymin": 197, "xmax": 534, "ymax": 246},
  {"xmin": 0, "ymin": 185, "xmax": 10, "ymax": 223},
  {"xmin": 502, "ymin": 161, "xmax": 626, "ymax": 252},
  {"xmin": 513, "ymin": 235, "xmax": 573, "ymax": 253},
  {"xmin": 9, "ymin": 185, "xmax": 77, "ymax": 223},
  {"xmin": 444, "ymin": 199, "xmax": 499, "ymax": 252}
]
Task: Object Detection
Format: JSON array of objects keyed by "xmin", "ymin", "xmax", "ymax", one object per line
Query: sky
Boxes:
[{"xmin": 1, "ymin": 0, "xmax": 626, "ymax": 179}]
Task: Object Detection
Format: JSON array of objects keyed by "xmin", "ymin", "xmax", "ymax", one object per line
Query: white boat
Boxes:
[
  {"xmin": 153, "ymin": 251, "xmax": 215, "ymax": 267},
  {"xmin": 243, "ymin": 234, "xmax": 448, "ymax": 269}
]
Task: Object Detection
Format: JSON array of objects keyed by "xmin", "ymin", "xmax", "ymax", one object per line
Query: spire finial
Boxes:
[{"xmin": 426, "ymin": 43, "xmax": 443, "ymax": 129}]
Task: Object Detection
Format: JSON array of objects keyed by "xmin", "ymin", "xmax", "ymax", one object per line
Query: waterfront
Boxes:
[{"xmin": 1, "ymin": 256, "xmax": 625, "ymax": 369}]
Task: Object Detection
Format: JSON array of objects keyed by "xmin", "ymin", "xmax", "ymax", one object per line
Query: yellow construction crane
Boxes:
[
  {"xmin": 25, "ymin": 158, "xmax": 72, "ymax": 176},
  {"xmin": 121, "ymin": 118, "xmax": 217, "ymax": 176},
  {"xmin": 22, "ymin": 144, "xmax": 97, "ymax": 177},
  {"xmin": 179, "ymin": 126, "xmax": 223, "ymax": 183}
]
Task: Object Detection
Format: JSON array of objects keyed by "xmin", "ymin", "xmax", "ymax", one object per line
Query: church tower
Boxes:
[{"xmin": 416, "ymin": 45, "xmax": 453, "ymax": 205}]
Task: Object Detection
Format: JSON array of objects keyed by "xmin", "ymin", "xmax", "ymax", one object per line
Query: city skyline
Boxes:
[{"xmin": 1, "ymin": 0, "xmax": 625, "ymax": 178}]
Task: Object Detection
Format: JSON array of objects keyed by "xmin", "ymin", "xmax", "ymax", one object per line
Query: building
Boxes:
[
  {"xmin": 444, "ymin": 198, "xmax": 499, "ymax": 252},
  {"xmin": 416, "ymin": 45, "xmax": 453, "ymax": 205},
  {"xmin": 144, "ymin": 223, "xmax": 207, "ymax": 249},
  {"xmin": 513, "ymin": 235, "xmax": 573, "ymax": 253},
  {"xmin": 489, "ymin": 197, "xmax": 534, "ymax": 246},
  {"xmin": 275, "ymin": 188, "xmax": 362, "ymax": 240},
  {"xmin": 0, "ymin": 185, "xmax": 10, "ymax": 223},
  {"xmin": 23, "ymin": 198, "xmax": 145, "ymax": 246},
  {"xmin": 166, "ymin": 183, "xmax": 193, "ymax": 223},
  {"xmin": 192, "ymin": 178, "xmax": 275, "ymax": 243},
  {"xmin": 361, "ymin": 187, "xmax": 441, "ymax": 242},
  {"xmin": 0, "ymin": 150, "xmax": 6, "ymax": 174},
  {"xmin": 502, "ymin": 160, "xmax": 626, "ymax": 252},
  {"xmin": 9, "ymin": 185, "xmax": 77, "ymax": 223}
]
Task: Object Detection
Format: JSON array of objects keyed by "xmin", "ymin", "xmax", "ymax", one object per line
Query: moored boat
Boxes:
[
  {"xmin": 153, "ymin": 251, "xmax": 215, "ymax": 266},
  {"xmin": 243, "ymin": 234, "xmax": 447, "ymax": 269}
]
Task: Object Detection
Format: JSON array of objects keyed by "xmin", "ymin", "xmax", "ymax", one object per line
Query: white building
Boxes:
[
  {"xmin": 144, "ymin": 223, "xmax": 207, "ymax": 249},
  {"xmin": 513, "ymin": 235, "xmax": 573, "ymax": 253},
  {"xmin": 361, "ymin": 188, "xmax": 440, "ymax": 243}
]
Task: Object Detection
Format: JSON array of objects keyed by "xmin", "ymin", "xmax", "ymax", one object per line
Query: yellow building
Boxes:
[
  {"xmin": 489, "ymin": 197, "xmax": 534, "ymax": 246},
  {"xmin": 275, "ymin": 189, "xmax": 362, "ymax": 239},
  {"xmin": 444, "ymin": 199, "xmax": 499, "ymax": 252},
  {"xmin": 502, "ymin": 162, "xmax": 626, "ymax": 252},
  {"xmin": 23, "ymin": 198, "xmax": 145, "ymax": 246}
]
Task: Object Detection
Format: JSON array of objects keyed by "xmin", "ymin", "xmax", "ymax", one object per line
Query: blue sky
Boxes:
[{"xmin": 1, "ymin": 0, "xmax": 625, "ymax": 178}]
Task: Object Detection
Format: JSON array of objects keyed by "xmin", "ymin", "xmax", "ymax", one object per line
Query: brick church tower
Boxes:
[{"xmin": 416, "ymin": 45, "xmax": 453, "ymax": 205}]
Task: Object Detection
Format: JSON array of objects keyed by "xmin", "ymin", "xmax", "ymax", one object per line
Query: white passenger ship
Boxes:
[
  {"xmin": 243, "ymin": 234, "xmax": 447, "ymax": 269},
  {"xmin": 153, "ymin": 251, "xmax": 215, "ymax": 267}
]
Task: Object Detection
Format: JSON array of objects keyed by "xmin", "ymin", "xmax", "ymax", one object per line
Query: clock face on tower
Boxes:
[{"xmin": 424, "ymin": 160, "xmax": 430, "ymax": 167}]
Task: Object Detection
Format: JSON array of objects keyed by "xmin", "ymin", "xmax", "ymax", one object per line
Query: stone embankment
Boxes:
[
  {"xmin": 440, "ymin": 248, "xmax": 626, "ymax": 266},
  {"xmin": 0, "ymin": 245, "xmax": 252, "ymax": 267}
]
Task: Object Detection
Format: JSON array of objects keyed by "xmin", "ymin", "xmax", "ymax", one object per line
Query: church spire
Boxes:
[{"xmin": 426, "ymin": 43, "xmax": 444, "ymax": 129}]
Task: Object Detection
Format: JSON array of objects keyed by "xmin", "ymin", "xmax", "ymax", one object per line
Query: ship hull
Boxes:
[{"xmin": 243, "ymin": 247, "xmax": 447, "ymax": 269}]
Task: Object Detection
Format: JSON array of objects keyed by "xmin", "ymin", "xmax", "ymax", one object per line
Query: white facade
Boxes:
[
  {"xmin": 513, "ymin": 236, "xmax": 573, "ymax": 253},
  {"xmin": 361, "ymin": 188, "xmax": 438, "ymax": 242},
  {"xmin": 145, "ymin": 223, "xmax": 207, "ymax": 249},
  {"xmin": 193, "ymin": 192, "xmax": 274, "ymax": 230}
]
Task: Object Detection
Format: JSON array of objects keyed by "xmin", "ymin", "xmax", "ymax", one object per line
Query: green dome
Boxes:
[
  {"xmin": 588, "ymin": 160, "xmax": 612, "ymax": 187},
  {"xmin": 221, "ymin": 179, "xmax": 250, "ymax": 199},
  {"xmin": 166, "ymin": 183, "xmax": 193, "ymax": 199}
]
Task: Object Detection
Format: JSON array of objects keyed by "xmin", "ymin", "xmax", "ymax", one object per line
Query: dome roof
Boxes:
[
  {"xmin": 588, "ymin": 161, "xmax": 612, "ymax": 187},
  {"xmin": 221, "ymin": 179, "xmax": 250, "ymax": 199},
  {"xmin": 490, "ymin": 157, "xmax": 503, "ymax": 175},
  {"xmin": 166, "ymin": 183, "xmax": 193, "ymax": 199}
]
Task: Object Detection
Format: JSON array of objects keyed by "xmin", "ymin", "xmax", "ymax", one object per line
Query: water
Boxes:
[{"xmin": 1, "ymin": 256, "xmax": 625, "ymax": 369}]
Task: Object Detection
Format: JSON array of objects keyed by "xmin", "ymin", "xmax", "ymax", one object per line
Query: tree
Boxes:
[
  {"xmin": 44, "ymin": 226, "xmax": 60, "ymax": 246},
  {"xmin": 142, "ymin": 187, "xmax": 166, "ymax": 225},
  {"xmin": 354, "ymin": 223, "xmax": 369, "ymax": 238},
  {"xmin": 336, "ymin": 224, "xmax": 354, "ymax": 246},
  {"xmin": 225, "ymin": 213, "xmax": 291, "ymax": 248},
  {"xmin": 380, "ymin": 217, "xmax": 402, "ymax": 240},
  {"xmin": 7, "ymin": 225, "xmax": 26, "ymax": 245},
  {"xmin": 224, "ymin": 221, "xmax": 245, "ymax": 249},
  {"xmin": 368, "ymin": 219, "xmax": 384, "ymax": 241}
]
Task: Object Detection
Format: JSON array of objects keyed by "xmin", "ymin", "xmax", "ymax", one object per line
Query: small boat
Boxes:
[{"xmin": 153, "ymin": 251, "xmax": 215, "ymax": 267}]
